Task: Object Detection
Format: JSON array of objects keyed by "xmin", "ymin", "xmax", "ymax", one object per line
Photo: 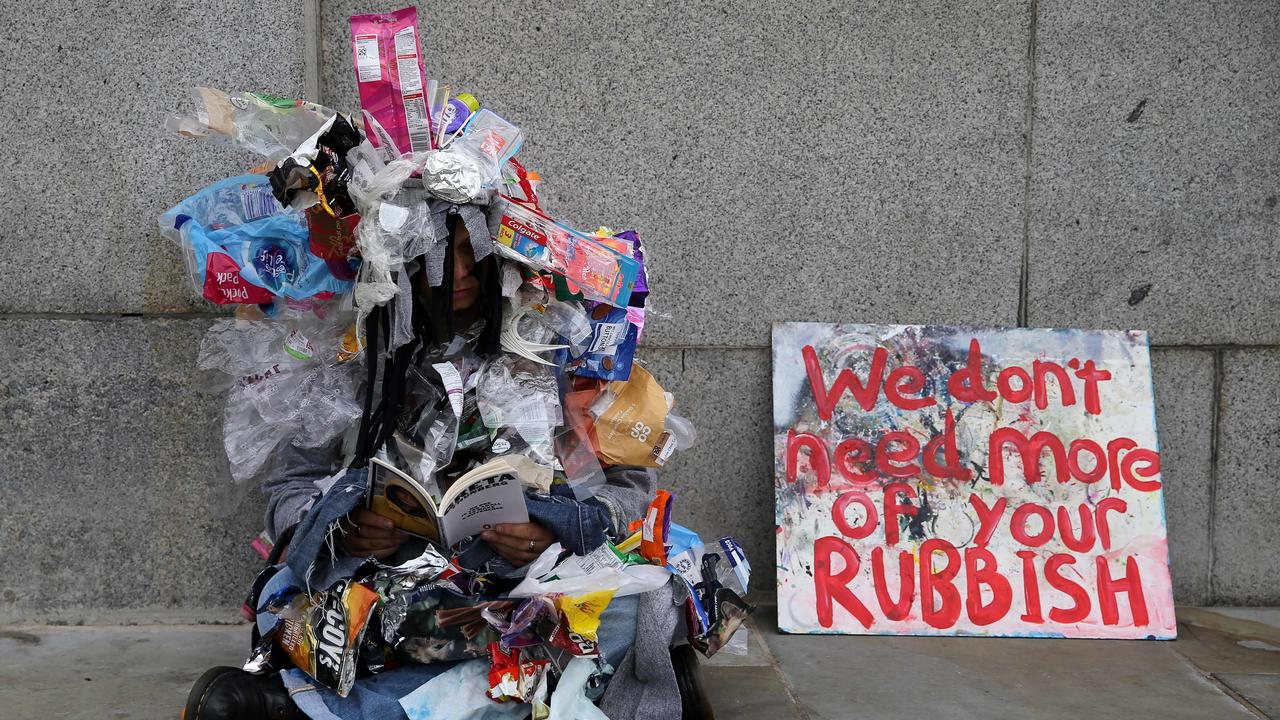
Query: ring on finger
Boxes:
[{"xmin": 528, "ymin": 540, "xmax": 536, "ymax": 552}]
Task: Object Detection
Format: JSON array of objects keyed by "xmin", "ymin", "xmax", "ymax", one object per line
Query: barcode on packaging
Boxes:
[{"xmin": 403, "ymin": 94, "xmax": 432, "ymax": 152}]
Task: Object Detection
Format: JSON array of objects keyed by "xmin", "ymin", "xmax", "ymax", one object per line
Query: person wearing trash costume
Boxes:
[{"xmin": 182, "ymin": 207, "xmax": 713, "ymax": 720}]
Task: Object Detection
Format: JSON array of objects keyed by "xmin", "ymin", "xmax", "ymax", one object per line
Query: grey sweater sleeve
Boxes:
[
  {"xmin": 260, "ymin": 440, "xmax": 343, "ymax": 541},
  {"xmin": 593, "ymin": 465, "xmax": 658, "ymax": 539}
]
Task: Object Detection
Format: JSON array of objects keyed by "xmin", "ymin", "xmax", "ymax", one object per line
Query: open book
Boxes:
[{"xmin": 367, "ymin": 456, "xmax": 534, "ymax": 548}]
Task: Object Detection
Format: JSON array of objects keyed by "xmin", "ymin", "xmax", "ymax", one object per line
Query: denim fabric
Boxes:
[
  {"xmin": 524, "ymin": 486, "xmax": 611, "ymax": 556},
  {"xmin": 451, "ymin": 486, "xmax": 612, "ymax": 575},
  {"xmin": 281, "ymin": 662, "xmax": 459, "ymax": 720},
  {"xmin": 595, "ymin": 592, "xmax": 640, "ymax": 669},
  {"xmin": 285, "ymin": 468, "xmax": 370, "ymax": 588}
]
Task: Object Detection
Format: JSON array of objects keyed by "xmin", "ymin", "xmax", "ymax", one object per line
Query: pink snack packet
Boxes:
[{"xmin": 349, "ymin": 6, "xmax": 434, "ymax": 155}]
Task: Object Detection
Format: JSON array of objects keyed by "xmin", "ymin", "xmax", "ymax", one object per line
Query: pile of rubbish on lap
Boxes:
[{"xmin": 159, "ymin": 6, "xmax": 752, "ymax": 716}]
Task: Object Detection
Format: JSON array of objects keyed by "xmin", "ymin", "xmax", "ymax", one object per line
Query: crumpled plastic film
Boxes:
[
  {"xmin": 477, "ymin": 355, "xmax": 562, "ymax": 432},
  {"xmin": 501, "ymin": 301, "xmax": 567, "ymax": 366},
  {"xmin": 165, "ymin": 87, "xmax": 336, "ymax": 160},
  {"xmin": 546, "ymin": 657, "xmax": 610, "ymax": 720},
  {"xmin": 198, "ymin": 316, "xmax": 348, "ymax": 383},
  {"xmin": 399, "ymin": 659, "xmax": 528, "ymax": 720},
  {"xmin": 535, "ymin": 300, "xmax": 592, "ymax": 357},
  {"xmin": 221, "ymin": 347, "xmax": 363, "ymax": 482}
]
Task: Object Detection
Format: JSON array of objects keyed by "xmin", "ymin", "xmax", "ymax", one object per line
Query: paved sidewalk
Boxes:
[{"xmin": 2, "ymin": 606, "xmax": 1278, "ymax": 719}]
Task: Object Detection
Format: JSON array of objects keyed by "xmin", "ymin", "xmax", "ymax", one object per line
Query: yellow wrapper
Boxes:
[{"xmin": 555, "ymin": 590, "xmax": 617, "ymax": 642}]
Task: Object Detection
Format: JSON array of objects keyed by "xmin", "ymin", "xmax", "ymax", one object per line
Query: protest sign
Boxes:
[{"xmin": 773, "ymin": 323, "xmax": 1176, "ymax": 639}]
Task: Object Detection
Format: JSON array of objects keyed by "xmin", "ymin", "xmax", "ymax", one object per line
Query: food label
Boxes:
[{"xmin": 354, "ymin": 35, "xmax": 381, "ymax": 82}]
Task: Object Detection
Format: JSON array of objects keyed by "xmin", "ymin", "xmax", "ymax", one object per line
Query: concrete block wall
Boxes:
[{"xmin": 1, "ymin": 0, "xmax": 1275, "ymax": 622}]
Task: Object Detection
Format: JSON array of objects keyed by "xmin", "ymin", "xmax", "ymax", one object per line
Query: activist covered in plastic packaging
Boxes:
[{"xmin": 157, "ymin": 10, "xmax": 753, "ymax": 717}]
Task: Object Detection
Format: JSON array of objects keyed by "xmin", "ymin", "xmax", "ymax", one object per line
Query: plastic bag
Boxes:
[
  {"xmin": 589, "ymin": 365, "xmax": 677, "ymax": 467},
  {"xmin": 399, "ymin": 659, "xmax": 528, "ymax": 720},
  {"xmin": 557, "ymin": 381, "xmax": 608, "ymax": 500},
  {"xmin": 165, "ymin": 87, "xmax": 336, "ymax": 160},
  {"xmin": 507, "ymin": 543, "xmax": 671, "ymax": 598},
  {"xmin": 546, "ymin": 657, "xmax": 609, "ymax": 720},
  {"xmin": 350, "ymin": 6, "xmax": 435, "ymax": 156},
  {"xmin": 159, "ymin": 175, "xmax": 357, "ymax": 304}
]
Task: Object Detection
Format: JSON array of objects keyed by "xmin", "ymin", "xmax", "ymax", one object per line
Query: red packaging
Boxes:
[{"xmin": 349, "ymin": 7, "xmax": 434, "ymax": 156}]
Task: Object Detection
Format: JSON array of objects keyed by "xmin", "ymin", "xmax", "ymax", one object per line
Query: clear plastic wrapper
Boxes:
[
  {"xmin": 198, "ymin": 315, "xmax": 349, "ymax": 384},
  {"xmin": 663, "ymin": 410, "xmax": 697, "ymax": 451},
  {"xmin": 222, "ymin": 359, "xmax": 363, "ymax": 482},
  {"xmin": 477, "ymin": 356, "xmax": 562, "ymax": 432},
  {"xmin": 500, "ymin": 301, "xmax": 567, "ymax": 366},
  {"xmin": 421, "ymin": 109, "xmax": 522, "ymax": 203},
  {"xmin": 534, "ymin": 300, "xmax": 592, "ymax": 356},
  {"xmin": 165, "ymin": 87, "xmax": 335, "ymax": 160}
]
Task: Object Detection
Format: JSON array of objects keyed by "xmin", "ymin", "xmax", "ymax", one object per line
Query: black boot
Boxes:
[
  {"xmin": 181, "ymin": 666, "xmax": 301, "ymax": 720},
  {"xmin": 672, "ymin": 644, "xmax": 716, "ymax": 720}
]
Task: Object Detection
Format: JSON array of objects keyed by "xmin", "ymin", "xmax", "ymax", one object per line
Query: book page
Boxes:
[
  {"xmin": 368, "ymin": 457, "xmax": 443, "ymax": 545},
  {"xmin": 438, "ymin": 473, "xmax": 529, "ymax": 547}
]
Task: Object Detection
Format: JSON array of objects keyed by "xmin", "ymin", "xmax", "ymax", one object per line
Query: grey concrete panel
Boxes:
[
  {"xmin": 0, "ymin": 626, "xmax": 248, "ymax": 720},
  {"xmin": 0, "ymin": 1, "xmax": 307, "ymax": 315},
  {"xmin": 0, "ymin": 319, "xmax": 265, "ymax": 622},
  {"xmin": 321, "ymin": 1, "xmax": 1029, "ymax": 347},
  {"xmin": 755, "ymin": 603, "xmax": 1255, "ymax": 720},
  {"xmin": 1150, "ymin": 349, "xmax": 1214, "ymax": 605},
  {"xmin": 638, "ymin": 347, "xmax": 774, "ymax": 582},
  {"xmin": 1216, "ymin": 674, "xmax": 1280, "ymax": 720},
  {"xmin": 703, "ymin": 665, "xmax": 805, "ymax": 720},
  {"xmin": 1213, "ymin": 350, "xmax": 1280, "ymax": 604},
  {"xmin": 1029, "ymin": 1, "xmax": 1280, "ymax": 344},
  {"xmin": 1174, "ymin": 608, "xmax": 1280, "ymax": 675}
]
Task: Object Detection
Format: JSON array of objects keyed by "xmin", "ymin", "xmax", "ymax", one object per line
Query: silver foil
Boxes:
[{"xmin": 421, "ymin": 150, "xmax": 487, "ymax": 203}]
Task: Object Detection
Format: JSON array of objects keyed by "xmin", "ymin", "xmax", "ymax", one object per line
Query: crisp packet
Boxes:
[
  {"xmin": 349, "ymin": 6, "xmax": 434, "ymax": 155},
  {"xmin": 275, "ymin": 579, "xmax": 380, "ymax": 697},
  {"xmin": 486, "ymin": 644, "xmax": 550, "ymax": 703}
]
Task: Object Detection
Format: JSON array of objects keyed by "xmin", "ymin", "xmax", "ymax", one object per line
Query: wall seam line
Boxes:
[
  {"xmin": 1205, "ymin": 349, "xmax": 1224, "ymax": 604},
  {"xmin": 1017, "ymin": 0, "xmax": 1039, "ymax": 328},
  {"xmin": 303, "ymin": 0, "xmax": 322, "ymax": 103},
  {"xmin": 2, "ymin": 317, "xmax": 1280, "ymax": 355}
]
